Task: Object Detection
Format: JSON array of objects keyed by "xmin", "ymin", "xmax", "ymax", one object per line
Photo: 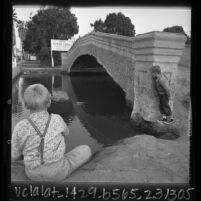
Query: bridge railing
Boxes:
[
  {"xmin": 70, "ymin": 32, "xmax": 91, "ymax": 50},
  {"xmin": 68, "ymin": 31, "xmax": 136, "ymax": 57}
]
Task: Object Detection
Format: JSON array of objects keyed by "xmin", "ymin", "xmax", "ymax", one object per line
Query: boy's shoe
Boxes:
[
  {"xmin": 157, "ymin": 119, "xmax": 167, "ymax": 124},
  {"xmin": 163, "ymin": 119, "xmax": 174, "ymax": 125},
  {"xmin": 157, "ymin": 118, "xmax": 174, "ymax": 124},
  {"xmin": 156, "ymin": 116, "xmax": 167, "ymax": 124},
  {"xmin": 161, "ymin": 116, "xmax": 167, "ymax": 121}
]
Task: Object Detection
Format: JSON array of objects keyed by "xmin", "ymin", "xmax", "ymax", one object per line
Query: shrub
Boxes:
[
  {"xmin": 38, "ymin": 47, "xmax": 51, "ymax": 66},
  {"xmin": 38, "ymin": 47, "xmax": 62, "ymax": 67}
]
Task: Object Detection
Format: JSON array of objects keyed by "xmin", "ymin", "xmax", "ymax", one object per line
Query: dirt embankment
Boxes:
[{"xmin": 64, "ymin": 135, "xmax": 189, "ymax": 183}]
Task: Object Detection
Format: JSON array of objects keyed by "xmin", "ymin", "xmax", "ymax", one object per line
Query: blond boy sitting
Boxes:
[{"xmin": 12, "ymin": 84, "xmax": 92, "ymax": 181}]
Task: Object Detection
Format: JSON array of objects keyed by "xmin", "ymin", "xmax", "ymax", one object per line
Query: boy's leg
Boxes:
[
  {"xmin": 26, "ymin": 146, "xmax": 92, "ymax": 182},
  {"xmin": 159, "ymin": 95, "xmax": 167, "ymax": 121},
  {"xmin": 64, "ymin": 145, "xmax": 92, "ymax": 175},
  {"xmin": 160, "ymin": 94, "xmax": 173, "ymax": 123}
]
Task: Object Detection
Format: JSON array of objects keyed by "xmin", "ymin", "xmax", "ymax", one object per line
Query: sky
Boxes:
[{"xmin": 14, "ymin": 5, "xmax": 191, "ymax": 37}]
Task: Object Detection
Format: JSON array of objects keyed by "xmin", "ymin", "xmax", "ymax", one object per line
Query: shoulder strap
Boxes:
[
  {"xmin": 27, "ymin": 118, "xmax": 42, "ymax": 137},
  {"xmin": 27, "ymin": 114, "xmax": 52, "ymax": 164}
]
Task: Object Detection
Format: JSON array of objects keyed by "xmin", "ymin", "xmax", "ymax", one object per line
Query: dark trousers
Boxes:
[{"xmin": 159, "ymin": 94, "xmax": 172, "ymax": 116}]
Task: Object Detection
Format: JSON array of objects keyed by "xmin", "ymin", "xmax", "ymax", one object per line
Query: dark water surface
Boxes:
[{"xmin": 12, "ymin": 73, "xmax": 139, "ymax": 154}]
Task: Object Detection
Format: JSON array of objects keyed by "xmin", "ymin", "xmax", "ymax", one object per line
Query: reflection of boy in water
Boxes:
[
  {"xmin": 12, "ymin": 84, "xmax": 92, "ymax": 181},
  {"xmin": 150, "ymin": 65, "xmax": 174, "ymax": 124}
]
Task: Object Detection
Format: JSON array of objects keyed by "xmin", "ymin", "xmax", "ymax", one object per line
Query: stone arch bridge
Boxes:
[{"xmin": 61, "ymin": 31, "xmax": 186, "ymax": 125}]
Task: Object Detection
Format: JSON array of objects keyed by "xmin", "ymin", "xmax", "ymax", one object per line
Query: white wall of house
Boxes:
[
  {"xmin": 13, "ymin": 21, "xmax": 23, "ymax": 68},
  {"xmin": 13, "ymin": 21, "xmax": 22, "ymax": 53}
]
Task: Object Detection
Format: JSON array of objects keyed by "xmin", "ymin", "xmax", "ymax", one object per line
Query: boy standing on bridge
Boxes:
[
  {"xmin": 12, "ymin": 84, "xmax": 92, "ymax": 181},
  {"xmin": 150, "ymin": 65, "xmax": 174, "ymax": 124}
]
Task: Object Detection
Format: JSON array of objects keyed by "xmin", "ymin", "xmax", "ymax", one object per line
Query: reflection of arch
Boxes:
[
  {"xmin": 70, "ymin": 75, "xmax": 126, "ymax": 116},
  {"xmin": 64, "ymin": 76, "xmax": 135, "ymax": 145}
]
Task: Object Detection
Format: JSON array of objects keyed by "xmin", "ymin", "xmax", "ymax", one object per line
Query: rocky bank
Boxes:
[
  {"xmin": 63, "ymin": 135, "xmax": 189, "ymax": 183},
  {"xmin": 12, "ymin": 134, "xmax": 190, "ymax": 183}
]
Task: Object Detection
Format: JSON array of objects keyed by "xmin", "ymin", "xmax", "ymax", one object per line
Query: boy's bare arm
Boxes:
[
  {"xmin": 57, "ymin": 115, "xmax": 70, "ymax": 137},
  {"xmin": 62, "ymin": 119, "xmax": 70, "ymax": 137},
  {"xmin": 63, "ymin": 125, "xmax": 69, "ymax": 136}
]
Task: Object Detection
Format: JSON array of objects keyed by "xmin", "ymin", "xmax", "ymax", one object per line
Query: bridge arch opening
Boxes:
[
  {"xmin": 69, "ymin": 67, "xmax": 136, "ymax": 145},
  {"xmin": 69, "ymin": 54, "xmax": 132, "ymax": 117},
  {"xmin": 70, "ymin": 54, "xmax": 107, "ymax": 74}
]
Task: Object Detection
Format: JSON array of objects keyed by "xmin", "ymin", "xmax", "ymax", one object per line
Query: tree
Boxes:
[
  {"xmin": 23, "ymin": 7, "xmax": 79, "ymax": 55},
  {"xmin": 12, "ymin": 8, "xmax": 18, "ymax": 46},
  {"xmin": 90, "ymin": 19, "xmax": 104, "ymax": 32},
  {"xmin": 13, "ymin": 8, "xmax": 18, "ymax": 22},
  {"xmin": 163, "ymin": 25, "xmax": 191, "ymax": 44},
  {"xmin": 17, "ymin": 20, "xmax": 27, "ymax": 42},
  {"xmin": 91, "ymin": 12, "xmax": 135, "ymax": 37}
]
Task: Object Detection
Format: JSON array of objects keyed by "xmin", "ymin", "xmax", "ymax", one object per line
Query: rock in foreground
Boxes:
[
  {"xmin": 11, "ymin": 135, "xmax": 189, "ymax": 183},
  {"xmin": 64, "ymin": 135, "xmax": 189, "ymax": 183}
]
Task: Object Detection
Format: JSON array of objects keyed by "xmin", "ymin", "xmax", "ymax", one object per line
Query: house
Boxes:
[{"xmin": 12, "ymin": 21, "xmax": 23, "ymax": 67}]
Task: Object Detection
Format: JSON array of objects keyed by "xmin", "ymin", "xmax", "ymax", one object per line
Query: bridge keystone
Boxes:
[{"xmin": 131, "ymin": 31, "xmax": 186, "ymax": 135}]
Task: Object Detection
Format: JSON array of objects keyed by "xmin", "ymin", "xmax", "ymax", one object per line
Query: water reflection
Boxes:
[
  {"xmin": 21, "ymin": 75, "xmax": 52, "ymax": 95},
  {"xmin": 70, "ymin": 75, "xmax": 135, "ymax": 145},
  {"xmin": 70, "ymin": 75, "xmax": 127, "ymax": 116},
  {"xmin": 12, "ymin": 73, "xmax": 137, "ymax": 153}
]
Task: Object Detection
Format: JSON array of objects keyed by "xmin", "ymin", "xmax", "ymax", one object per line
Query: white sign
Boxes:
[
  {"xmin": 51, "ymin": 39, "xmax": 74, "ymax": 51},
  {"xmin": 50, "ymin": 39, "xmax": 75, "ymax": 67}
]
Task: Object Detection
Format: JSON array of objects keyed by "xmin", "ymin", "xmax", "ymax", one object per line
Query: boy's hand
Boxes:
[{"xmin": 62, "ymin": 127, "xmax": 69, "ymax": 137}]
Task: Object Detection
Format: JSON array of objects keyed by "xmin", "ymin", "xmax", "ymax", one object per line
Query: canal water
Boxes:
[{"xmin": 12, "ymin": 73, "xmax": 140, "ymax": 154}]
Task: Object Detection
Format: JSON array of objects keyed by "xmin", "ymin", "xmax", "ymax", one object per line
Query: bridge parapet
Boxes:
[{"xmin": 68, "ymin": 31, "xmax": 135, "ymax": 58}]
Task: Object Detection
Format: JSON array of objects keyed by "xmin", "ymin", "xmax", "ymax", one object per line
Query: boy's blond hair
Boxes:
[{"xmin": 23, "ymin": 84, "xmax": 51, "ymax": 111}]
